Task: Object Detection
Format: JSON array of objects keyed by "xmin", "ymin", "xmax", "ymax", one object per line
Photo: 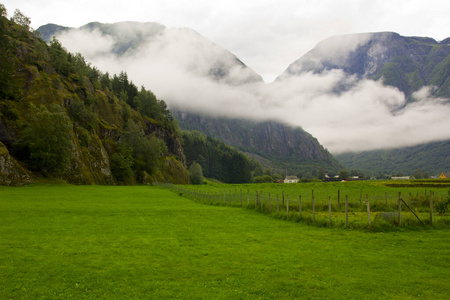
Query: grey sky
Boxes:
[{"xmin": 3, "ymin": 0, "xmax": 449, "ymax": 82}]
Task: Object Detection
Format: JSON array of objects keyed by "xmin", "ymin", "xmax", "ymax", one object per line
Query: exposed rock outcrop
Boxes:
[{"xmin": 0, "ymin": 142, "xmax": 32, "ymax": 186}]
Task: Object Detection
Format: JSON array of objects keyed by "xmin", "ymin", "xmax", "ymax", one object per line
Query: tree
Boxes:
[
  {"xmin": 134, "ymin": 87, "xmax": 159, "ymax": 119},
  {"xmin": 110, "ymin": 145, "xmax": 134, "ymax": 184},
  {"xmin": 11, "ymin": 9, "xmax": 31, "ymax": 30},
  {"xmin": 15, "ymin": 104, "xmax": 72, "ymax": 175},
  {"xmin": 413, "ymin": 169, "xmax": 429, "ymax": 179},
  {"xmin": 189, "ymin": 162, "xmax": 203, "ymax": 185},
  {"xmin": 0, "ymin": 4, "xmax": 7, "ymax": 17},
  {"xmin": 121, "ymin": 120, "xmax": 167, "ymax": 176},
  {"xmin": 339, "ymin": 169, "xmax": 349, "ymax": 180},
  {"xmin": 317, "ymin": 167, "xmax": 325, "ymax": 180},
  {"xmin": 48, "ymin": 37, "xmax": 74, "ymax": 76}
]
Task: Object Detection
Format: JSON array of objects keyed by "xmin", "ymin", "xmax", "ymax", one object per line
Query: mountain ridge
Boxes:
[
  {"xmin": 36, "ymin": 22, "xmax": 450, "ymax": 176},
  {"xmin": 37, "ymin": 21, "xmax": 340, "ymax": 176},
  {"xmin": 278, "ymin": 31, "xmax": 450, "ymax": 99}
]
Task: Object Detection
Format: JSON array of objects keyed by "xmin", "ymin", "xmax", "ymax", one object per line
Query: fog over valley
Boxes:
[{"xmin": 51, "ymin": 23, "xmax": 450, "ymax": 154}]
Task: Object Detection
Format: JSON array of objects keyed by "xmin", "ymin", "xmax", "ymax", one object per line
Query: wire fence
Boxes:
[{"xmin": 155, "ymin": 183, "xmax": 450, "ymax": 231}]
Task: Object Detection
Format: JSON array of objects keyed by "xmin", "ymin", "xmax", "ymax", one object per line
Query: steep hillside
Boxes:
[
  {"xmin": 173, "ymin": 111, "xmax": 341, "ymax": 177},
  {"xmin": 38, "ymin": 21, "xmax": 340, "ymax": 178},
  {"xmin": 0, "ymin": 9, "xmax": 189, "ymax": 185},
  {"xmin": 278, "ymin": 32, "xmax": 450, "ymax": 175},
  {"xmin": 278, "ymin": 32, "xmax": 450, "ymax": 99},
  {"xmin": 335, "ymin": 140, "xmax": 450, "ymax": 177}
]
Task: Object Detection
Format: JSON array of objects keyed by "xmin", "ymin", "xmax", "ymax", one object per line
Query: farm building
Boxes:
[
  {"xmin": 391, "ymin": 176, "xmax": 411, "ymax": 180},
  {"xmin": 284, "ymin": 176, "xmax": 299, "ymax": 183},
  {"xmin": 439, "ymin": 172, "xmax": 450, "ymax": 179}
]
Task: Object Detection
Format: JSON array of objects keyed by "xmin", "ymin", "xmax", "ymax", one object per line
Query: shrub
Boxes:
[
  {"xmin": 436, "ymin": 189, "xmax": 450, "ymax": 215},
  {"xmin": 110, "ymin": 146, "xmax": 134, "ymax": 184},
  {"xmin": 15, "ymin": 104, "xmax": 72, "ymax": 175},
  {"xmin": 189, "ymin": 162, "xmax": 203, "ymax": 185}
]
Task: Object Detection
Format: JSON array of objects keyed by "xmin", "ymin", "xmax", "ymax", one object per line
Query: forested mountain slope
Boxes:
[
  {"xmin": 0, "ymin": 7, "xmax": 189, "ymax": 185},
  {"xmin": 173, "ymin": 111, "xmax": 341, "ymax": 177},
  {"xmin": 278, "ymin": 32, "xmax": 450, "ymax": 176},
  {"xmin": 38, "ymin": 21, "xmax": 341, "ymax": 178},
  {"xmin": 335, "ymin": 140, "xmax": 450, "ymax": 177}
]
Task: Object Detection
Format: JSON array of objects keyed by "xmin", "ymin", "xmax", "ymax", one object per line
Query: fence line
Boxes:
[{"xmin": 155, "ymin": 183, "xmax": 448, "ymax": 230}]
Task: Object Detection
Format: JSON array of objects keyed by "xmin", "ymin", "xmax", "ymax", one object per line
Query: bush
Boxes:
[
  {"xmin": 436, "ymin": 190, "xmax": 450, "ymax": 214},
  {"xmin": 189, "ymin": 162, "xmax": 203, "ymax": 185},
  {"xmin": 110, "ymin": 146, "xmax": 134, "ymax": 184},
  {"xmin": 15, "ymin": 104, "xmax": 72, "ymax": 175}
]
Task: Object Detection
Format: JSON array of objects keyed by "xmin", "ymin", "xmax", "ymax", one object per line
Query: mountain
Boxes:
[
  {"xmin": 38, "ymin": 21, "xmax": 340, "ymax": 177},
  {"xmin": 278, "ymin": 32, "xmax": 450, "ymax": 99},
  {"xmin": 0, "ymin": 13, "xmax": 190, "ymax": 185},
  {"xmin": 37, "ymin": 21, "xmax": 263, "ymax": 85},
  {"xmin": 173, "ymin": 111, "xmax": 341, "ymax": 177},
  {"xmin": 335, "ymin": 140, "xmax": 450, "ymax": 177},
  {"xmin": 278, "ymin": 32, "xmax": 450, "ymax": 176}
]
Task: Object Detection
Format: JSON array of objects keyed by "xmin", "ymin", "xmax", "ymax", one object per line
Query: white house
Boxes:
[
  {"xmin": 391, "ymin": 176, "xmax": 411, "ymax": 180},
  {"xmin": 284, "ymin": 176, "xmax": 299, "ymax": 183}
]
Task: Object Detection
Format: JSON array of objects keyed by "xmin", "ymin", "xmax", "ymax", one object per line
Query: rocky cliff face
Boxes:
[
  {"xmin": 173, "ymin": 111, "xmax": 341, "ymax": 175},
  {"xmin": 0, "ymin": 142, "xmax": 31, "ymax": 186},
  {"xmin": 278, "ymin": 32, "xmax": 450, "ymax": 98}
]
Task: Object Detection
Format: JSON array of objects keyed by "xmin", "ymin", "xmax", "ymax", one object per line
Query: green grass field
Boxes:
[
  {"xmin": 1, "ymin": 184, "xmax": 449, "ymax": 299},
  {"xmin": 176, "ymin": 181, "xmax": 450, "ymax": 230}
]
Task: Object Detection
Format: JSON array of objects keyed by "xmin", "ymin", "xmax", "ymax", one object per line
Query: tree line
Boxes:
[{"xmin": 182, "ymin": 131, "xmax": 263, "ymax": 184}]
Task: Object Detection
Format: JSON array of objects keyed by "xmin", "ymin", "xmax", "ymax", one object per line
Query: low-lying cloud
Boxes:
[{"xmin": 56, "ymin": 25, "xmax": 450, "ymax": 154}]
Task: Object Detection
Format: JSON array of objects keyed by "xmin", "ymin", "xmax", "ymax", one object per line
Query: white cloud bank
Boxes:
[{"xmin": 55, "ymin": 26, "xmax": 450, "ymax": 154}]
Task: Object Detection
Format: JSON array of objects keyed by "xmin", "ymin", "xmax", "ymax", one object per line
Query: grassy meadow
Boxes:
[
  {"xmin": 1, "ymin": 184, "xmax": 449, "ymax": 299},
  {"xmin": 178, "ymin": 180, "xmax": 450, "ymax": 230}
]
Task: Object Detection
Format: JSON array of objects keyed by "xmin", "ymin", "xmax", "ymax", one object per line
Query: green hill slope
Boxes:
[
  {"xmin": 335, "ymin": 140, "xmax": 450, "ymax": 177},
  {"xmin": 174, "ymin": 111, "xmax": 341, "ymax": 177},
  {"xmin": 0, "ymin": 7, "xmax": 189, "ymax": 185}
]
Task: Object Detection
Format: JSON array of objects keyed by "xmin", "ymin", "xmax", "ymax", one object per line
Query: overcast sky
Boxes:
[{"xmin": 3, "ymin": 0, "xmax": 450, "ymax": 82}]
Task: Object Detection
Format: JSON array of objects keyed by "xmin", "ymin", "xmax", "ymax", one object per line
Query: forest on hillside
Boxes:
[{"xmin": 0, "ymin": 5, "xmax": 266, "ymax": 185}]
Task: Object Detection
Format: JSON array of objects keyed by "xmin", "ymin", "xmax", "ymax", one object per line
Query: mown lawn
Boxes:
[{"xmin": 1, "ymin": 184, "xmax": 449, "ymax": 299}]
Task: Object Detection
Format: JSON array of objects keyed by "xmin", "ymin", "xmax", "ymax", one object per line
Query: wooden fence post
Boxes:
[
  {"xmin": 282, "ymin": 190, "xmax": 285, "ymax": 206},
  {"xmin": 430, "ymin": 193, "xmax": 434, "ymax": 225},
  {"xmin": 229, "ymin": 190, "xmax": 232, "ymax": 206},
  {"xmin": 299, "ymin": 195, "xmax": 302, "ymax": 218},
  {"xmin": 312, "ymin": 190, "xmax": 315, "ymax": 222},
  {"xmin": 345, "ymin": 195, "xmax": 348, "ymax": 226},
  {"xmin": 366, "ymin": 194, "xmax": 371, "ymax": 230},
  {"xmin": 269, "ymin": 193, "xmax": 271, "ymax": 213},
  {"xmin": 277, "ymin": 194, "xmax": 279, "ymax": 213},
  {"xmin": 261, "ymin": 191, "xmax": 263, "ymax": 210},
  {"xmin": 286, "ymin": 195, "xmax": 289, "ymax": 217},
  {"xmin": 398, "ymin": 192, "xmax": 402, "ymax": 227},
  {"xmin": 240, "ymin": 189, "xmax": 243, "ymax": 206},
  {"xmin": 328, "ymin": 196, "xmax": 332, "ymax": 225}
]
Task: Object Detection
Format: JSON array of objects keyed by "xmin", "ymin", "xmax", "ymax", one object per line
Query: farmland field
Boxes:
[
  {"xmin": 176, "ymin": 180, "xmax": 450, "ymax": 230},
  {"xmin": 1, "ymin": 184, "xmax": 449, "ymax": 299}
]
